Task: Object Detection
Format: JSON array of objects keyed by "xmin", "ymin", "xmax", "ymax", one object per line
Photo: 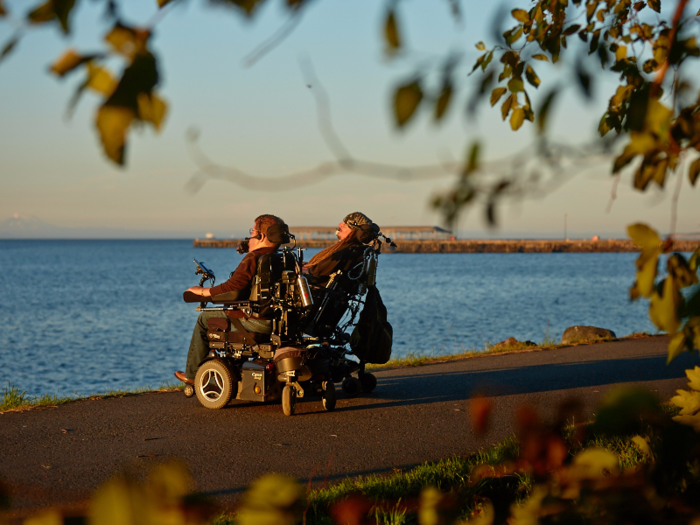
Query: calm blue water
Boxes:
[{"xmin": 0, "ymin": 240, "xmax": 659, "ymax": 397}]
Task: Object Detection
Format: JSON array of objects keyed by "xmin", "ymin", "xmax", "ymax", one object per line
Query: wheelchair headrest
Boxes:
[{"xmin": 266, "ymin": 222, "xmax": 291, "ymax": 244}]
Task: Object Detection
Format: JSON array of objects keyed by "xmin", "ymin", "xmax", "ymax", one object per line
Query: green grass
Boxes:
[{"xmin": 0, "ymin": 381, "xmax": 184, "ymax": 413}]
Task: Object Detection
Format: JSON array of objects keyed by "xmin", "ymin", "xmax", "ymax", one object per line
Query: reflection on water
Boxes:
[{"xmin": 0, "ymin": 240, "xmax": 656, "ymax": 397}]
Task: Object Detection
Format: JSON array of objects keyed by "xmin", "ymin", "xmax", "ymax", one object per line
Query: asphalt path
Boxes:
[{"xmin": 1, "ymin": 336, "xmax": 696, "ymax": 514}]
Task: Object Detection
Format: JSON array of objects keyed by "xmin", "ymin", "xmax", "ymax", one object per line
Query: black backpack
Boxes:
[{"xmin": 350, "ymin": 285, "xmax": 393, "ymax": 364}]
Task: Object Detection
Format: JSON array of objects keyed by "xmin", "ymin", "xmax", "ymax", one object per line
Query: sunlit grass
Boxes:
[{"xmin": 0, "ymin": 381, "xmax": 184, "ymax": 413}]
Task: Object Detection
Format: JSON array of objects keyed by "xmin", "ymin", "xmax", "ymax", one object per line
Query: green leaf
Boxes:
[
  {"xmin": 649, "ymin": 277, "xmax": 681, "ymax": 333},
  {"xmin": 464, "ymin": 141, "xmax": 480, "ymax": 175},
  {"xmin": 490, "ymin": 87, "xmax": 507, "ymax": 106},
  {"xmin": 532, "ymin": 53, "xmax": 549, "ymax": 61},
  {"xmin": 384, "ymin": 9, "xmax": 401, "ymax": 51},
  {"xmin": 507, "ymin": 77, "xmax": 523, "ymax": 93},
  {"xmin": 393, "ymin": 80, "xmax": 423, "ymax": 127},
  {"xmin": 689, "ymin": 157, "xmax": 700, "ymax": 186},
  {"xmin": 537, "ymin": 89, "xmax": 558, "ymax": 134},
  {"xmin": 648, "ymin": 0, "xmax": 660, "ymax": 13},
  {"xmin": 525, "ymin": 65, "xmax": 540, "ymax": 88},
  {"xmin": 510, "ymin": 107, "xmax": 525, "ymax": 130},
  {"xmin": 511, "ymin": 8, "xmax": 530, "ymax": 22},
  {"xmin": 433, "ymin": 82, "xmax": 452, "ymax": 122}
]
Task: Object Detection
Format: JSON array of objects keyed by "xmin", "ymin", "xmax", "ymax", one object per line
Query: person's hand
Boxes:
[{"xmin": 186, "ymin": 286, "xmax": 211, "ymax": 297}]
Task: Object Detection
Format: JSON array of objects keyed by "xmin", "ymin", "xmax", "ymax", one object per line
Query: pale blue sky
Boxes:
[{"xmin": 1, "ymin": 0, "xmax": 698, "ymax": 238}]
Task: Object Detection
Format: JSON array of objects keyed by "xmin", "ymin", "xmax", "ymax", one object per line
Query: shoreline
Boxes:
[
  {"xmin": 193, "ymin": 238, "xmax": 700, "ymax": 253},
  {"xmin": 0, "ymin": 332, "xmax": 661, "ymax": 414}
]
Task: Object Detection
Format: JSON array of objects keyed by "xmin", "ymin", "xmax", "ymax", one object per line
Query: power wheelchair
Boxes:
[{"xmin": 182, "ymin": 236, "xmax": 389, "ymax": 416}]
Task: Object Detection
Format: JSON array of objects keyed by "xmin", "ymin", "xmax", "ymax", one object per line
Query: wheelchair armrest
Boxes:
[
  {"xmin": 183, "ymin": 291, "xmax": 204, "ymax": 303},
  {"xmin": 209, "ymin": 291, "xmax": 247, "ymax": 303}
]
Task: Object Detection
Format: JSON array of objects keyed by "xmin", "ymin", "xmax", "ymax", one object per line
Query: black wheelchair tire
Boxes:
[
  {"xmin": 341, "ymin": 376, "xmax": 361, "ymax": 398},
  {"xmin": 359, "ymin": 373, "xmax": 377, "ymax": 393},
  {"xmin": 194, "ymin": 359, "xmax": 235, "ymax": 409},
  {"xmin": 322, "ymin": 381, "xmax": 336, "ymax": 411},
  {"xmin": 282, "ymin": 385, "xmax": 296, "ymax": 416}
]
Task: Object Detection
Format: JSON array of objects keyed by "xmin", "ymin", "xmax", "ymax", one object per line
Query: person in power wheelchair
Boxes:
[
  {"xmin": 175, "ymin": 214, "xmax": 287, "ymax": 386},
  {"xmin": 180, "ymin": 212, "xmax": 393, "ymax": 415}
]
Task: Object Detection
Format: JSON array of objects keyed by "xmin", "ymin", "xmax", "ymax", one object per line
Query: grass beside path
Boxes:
[{"xmin": 0, "ymin": 333, "xmax": 657, "ymax": 414}]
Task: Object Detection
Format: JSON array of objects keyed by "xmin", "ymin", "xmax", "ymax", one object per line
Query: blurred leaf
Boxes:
[
  {"xmin": 49, "ymin": 48, "xmax": 83, "ymax": 76},
  {"xmin": 689, "ymin": 247, "xmax": 700, "ymax": 272},
  {"xmin": 687, "ymin": 365, "xmax": 700, "ymax": 391},
  {"xmin": 688, "ymin": 157, "xmax": 700, "ymax": 186},
  {"xmin": 648, "ymin": 0, "xmax": 660, "ymax": 13},
  {"xmin": 87, "ymin": 63, "xmax": 117, "ymax": 96},
  {"xmin": 237, "ymin": 474, "xmax": 304, "ymax": 525},
  {"xmin": 501, "ymin": 93, "xmax": 515, "ymax": 120},
  {"xmin": 24, "ymin": 510, "xmax": 63, "ymax": 525},
  {"xmin": 490, "ymin": 87, "xmax": 507, "ymax": 106},
  {"xmin": 95, "ymin": 105, "xmax": 135, "ymax": 165},
  {"xmin": 137, "ymin": 92, "xmax": 168, "ymax": 131},
  {"xmin": 434, "ymin": 82, "xmax": 452, "ymax": 122},
  {"xmin": 525, "ymin": 65, "xmax": 540, "ymax": 88},
  {"xmin": 384, "ymin": 9, "xmax": 401, "ymax": 51},
  {"xmin": 532, "ymin": 53, "xmax": 548, "ymax": 61},
  {"xmin": 592, "ymin": 386, "xmax": 663, "ymax": 436},
  {"xmin": 476, "ymin": 41, "xmax": 486, "ymax": 51},
  {"xmin": 667, "ymin": 253, "xmax": 698, "ymax": 288},
  {"xmin": 105, "ymin": 23, "xmax": 149, "ymax": 58},
  {"xmin": 649, "ymin": 277, "xmax": 681, "ymax": 333},
  {"xmin": 667, "ymin": 331, "xmax": 688, "ymax": 364},
  {"xmin": 393, "ymin": 80, "xmax": 423, "ymax": 127},
  {"xmin": 157, "ymin": 0, "xmax": 176, "ymax": 7},
  {"xmin": 671, "ymin": 367, "xmax": 700, "ymax": 431},
  {"xmin": 469, "ymin": 394, "xmax": 491, "ymax": 434},
  {"xmin": 511, "ymin": 8, "xmax": 529, "ymax": 22},
  {"xmin": 0, "ymin": 34, "xmax": 19, "ymax": 64},
  {"xmin": 0, "ymin": 0, "xmax": 6, "ymax": 16},
  {"xmin": 146, "ymin": 461, "xmax": 192, "ymax": 504},
  {"xmin": 105, "ymin": 52, "xmax": 159, "ymax": 111},
  {"xmin": 615, "ymin": 44, "xmax": 627, "ymax": 61},
  {"xmin": 537, "ymin": 89, "xmax": 558, "ymax": 134},
  {"xmin": 219, "ymin": 0, "xmax": 267, "ymax": 17},
  {"xmin": 628, "ymin": 223, "xmax": 661, "ymax": 250},
  {"xmin": 507, "ymin": 77, "xmax": 523, "ymax": 93},
  {"xmin": 572, "ymin": 448, "xmax": 620, "ymax": 478},
  {"xmin": 631, "ymin": 435, "xmax": 654, "ymax": 460},
  {"xmin": 510, "ymin": 107, "xmax": 525, "ymax": 130},
  {"xmin": 27, "ymin": 0, "xmax": 76, "ymax": 34}
]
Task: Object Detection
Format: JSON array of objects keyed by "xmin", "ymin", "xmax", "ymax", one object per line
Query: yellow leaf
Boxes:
[
  {"xmin": 476, "ymin": 41, "xmax": 486, "ymax": 51},
  {"xmin": 24, "ymin": 510, "xmax": 62, "ymax": 525},
  {"xmin": 384, "ymin": 9, "xmax": 401, "ymax": 50},
  {"xmin": 137, "ymin": 92, "xmax": 168, "ymax": 131},
  {"xmin": 27, "ymin": 1, "xmax": 55, "ymax": 25},
  {"xmin": 615, "ymin": 44, "xmax": 627, "ymax": 61},
  {"xmin": 90, "ymin": 475, "xmax": 147, "ymax": 525},
  {"xmin": 86, "ymin": 63, "xmax": 117, "ymax": 96},
  {"xmin": 146, "ymin": 460, "xmax": 192, "ymax": 504},
  {"xmin": 572, "ymin": 448, "xmax": 619, "ymax": 478},
  {"xmin": 649, "ymin": 277, "xmax": 681, "ymax": 333},
  {"xmin": 688, "ymin": 157, "xmax": 700, "ymax": 186},
  {"xmin": 393, "ymin": 81, "xmax": 423, "ymax": 127},
  {"xmin": 644, "ymin": 99, "xmax": 672, "ymax": 137},
  {"xmin": 511, "ymin": 8, "xmax": 530, "ymax": 22},
  {"xmin": 627, "ymin": 223, "xmax": 661, "ymax": 249},
  {"xmin": 501, "ymin": 93, "xmax": 515, "ymax": 120},
  {"xmin": 158, "ymin": 0, "xmax": 176, "ymax": 6},
  {"xmin": 105, "ymin": 24, "xmax": 145, "ymax": 58},
  {"xmin": 631, "ymin": 435, "xmax": 654, "ymax": 459},
  {"xmin": 49, "ymin": 48, "xmax": 82, "ymax": 76},
  {"xmin": 532, "ymin": 53, "xmax": 549, "ymax": 61},
  {"xmin": 670, "ymin": 388, "xmax": 700, "ymax": 415},
  {"xmin": 510, "ymin": 107, "xmax": 525, "ymax": 130},
  {"xmin": 490, "ymin": 87, "xmax": 507, "ymax": 106},
  {"xmin": 237, "ymin": 474, "xmax": 303, "ymax": 525},
  {"xmin": 0, "ymin": 0, "xmax": 7, "ymax": 16},
  {"xmin": 686, "ymin": 366, "xmax": 700, "ymax": 392},
  {"xmin": 667, "ymin": 331, "xmax": 688, "ymax": 364},
  {"xmin": 672, "ymin": 414, "xmax": 700, "ymax": 432},
  {"xmin": 95, "ymin": 105, "xmax": 134, "ymax": 165}
]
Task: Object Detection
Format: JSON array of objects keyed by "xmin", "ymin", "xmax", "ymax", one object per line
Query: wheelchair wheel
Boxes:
[
  {"xmin": 341, "ymin": 376, "xmax": 361, "ymax": 398},
  {"xmin": 359, "ymin": 373, "xmax": 377, "ymax": 393},
  {"xmin": 321, "ymin": 381, "xmax": 336, "ymax": 412},
  {"xmin": 183, "ymin": 384, "xmax": 195, "ymax": 398},
  {"xmin": 282, "ymin": 385, "xmax": 296, "ymax": 416},
  {"xmin": 195, "ymin": 359, "xmax": 235, "ymax": 409}
]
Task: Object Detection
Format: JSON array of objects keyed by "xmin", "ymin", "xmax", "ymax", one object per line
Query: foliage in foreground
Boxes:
[{"xmin": 4, "ymin": 372, "xmax": 700, "ymax": 525}]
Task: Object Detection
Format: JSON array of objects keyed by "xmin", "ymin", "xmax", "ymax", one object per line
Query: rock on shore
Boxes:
[{"xmin": 562, "ymin": 326, "xmax": 617, "ymax": 344}]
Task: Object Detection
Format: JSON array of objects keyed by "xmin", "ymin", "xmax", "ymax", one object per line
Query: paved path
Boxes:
[{"xmin": 1, "ymin": 336, "xmax": 695, "ymax": 514}]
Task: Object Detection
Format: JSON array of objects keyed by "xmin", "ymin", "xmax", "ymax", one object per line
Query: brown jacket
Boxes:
[{"xmin": 209, "ymin": 246, "xmax": 277, "ymax": 319}]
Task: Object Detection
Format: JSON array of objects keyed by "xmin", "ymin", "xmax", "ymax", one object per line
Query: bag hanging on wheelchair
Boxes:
[{"xmin": 349, "ymin": 285, "xmax": 393, "ymax": 364}]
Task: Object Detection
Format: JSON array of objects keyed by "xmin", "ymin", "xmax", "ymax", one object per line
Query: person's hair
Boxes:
[
  {"xmin": 254, "ymin": 214, "xmax": 284, "ymax": 239},
  {"xmin": 305, "ymin": 212, "xmax": 378, "ymax": 271}
]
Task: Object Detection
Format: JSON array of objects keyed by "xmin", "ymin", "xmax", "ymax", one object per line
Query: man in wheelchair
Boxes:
[
  {"xmin": 175, "ymin": 214, "xmax": 287, "ymax": 385},
  {"xmin": 180, "ymin": 212, "xmax": 393, "ymax": 416}
]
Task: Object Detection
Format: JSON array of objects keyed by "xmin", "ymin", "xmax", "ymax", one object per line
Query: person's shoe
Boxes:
[{"xmin": 174, "ymin": 370, "xmax": 194, "ymax": 385}]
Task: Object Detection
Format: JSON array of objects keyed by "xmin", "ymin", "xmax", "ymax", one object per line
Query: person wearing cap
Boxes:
[
  {"xmin": 303, "ymin": 212, "xmax": 379, "ymax": 286},
  {"xmin": 175, "ymin": 214, "xmax": 287, "ymax": 385}
]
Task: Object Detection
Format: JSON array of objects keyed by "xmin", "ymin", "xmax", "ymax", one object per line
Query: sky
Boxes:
[{"xmin": 0, "ymin": 0, "xmax": 698, "ymax": 239}]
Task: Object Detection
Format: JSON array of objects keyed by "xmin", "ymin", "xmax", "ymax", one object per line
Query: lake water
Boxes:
[{"xmin": 0, "ymin": 240, "xmax": 660, "ymax": 398}]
